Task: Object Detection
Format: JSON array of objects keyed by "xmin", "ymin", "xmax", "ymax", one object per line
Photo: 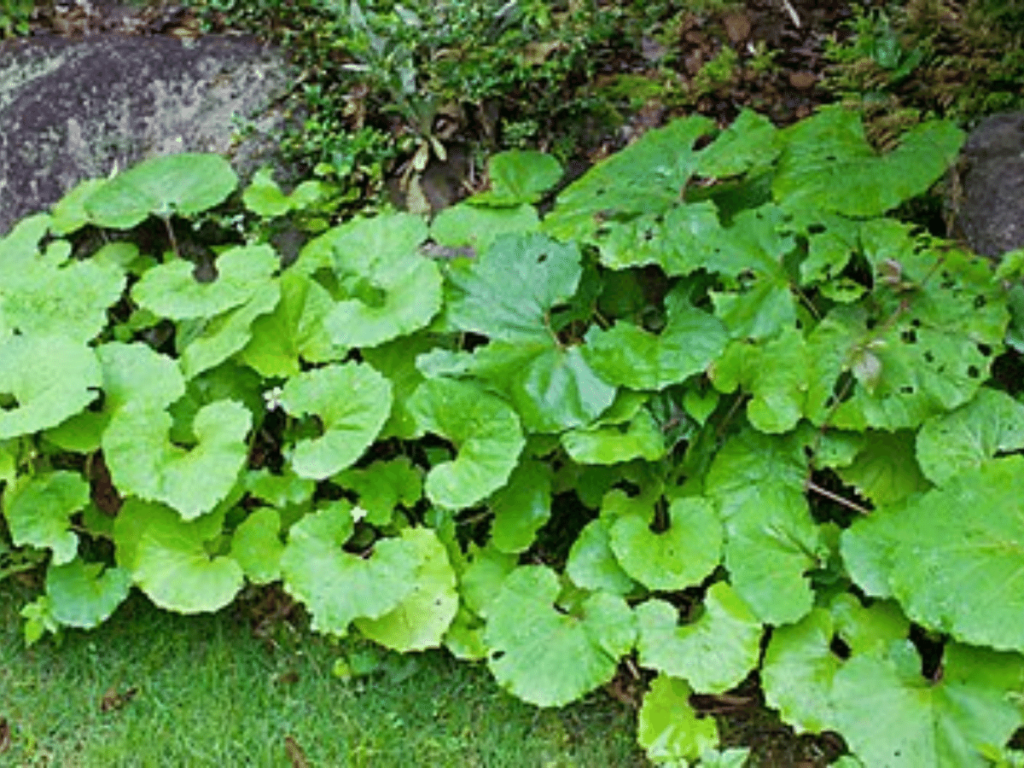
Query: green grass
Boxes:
[{"xmin": 1, "ymin": 585, "xmax": 647, "ymax": 767}]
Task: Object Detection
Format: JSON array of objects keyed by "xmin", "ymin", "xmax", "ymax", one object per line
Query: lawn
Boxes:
[{"xmin": 1, "ymin": 584, "xmax": 647, "ymax": 767}]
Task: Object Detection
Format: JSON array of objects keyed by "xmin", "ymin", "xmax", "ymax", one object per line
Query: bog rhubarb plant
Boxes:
[{"xmin": 2, "ymin": 104, "xmax": 1022, "ymax": 766}]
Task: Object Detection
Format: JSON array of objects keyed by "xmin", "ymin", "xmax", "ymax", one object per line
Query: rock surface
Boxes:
[
  {"xmin": 954, "ymin": 111, "xmax": 1024, "ymax": 258},
  {"xmin": 0, "ymin": 33, "xmax": 299, "ymax": 235}
]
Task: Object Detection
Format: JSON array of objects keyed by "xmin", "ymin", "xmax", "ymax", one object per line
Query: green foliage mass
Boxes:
[{"xmin": 3, "ymin": 103, "xmax": 1023, "ymax": 766}]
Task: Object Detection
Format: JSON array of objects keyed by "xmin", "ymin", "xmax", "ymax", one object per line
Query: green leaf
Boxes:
[
  {"xmin": 49, "ymin": 177, "xmax": 109, "ymax": 235},
  {"xmin": 446, "ymin": 232, "xmax": 582, "ymax": 342},
  {"xmin": 637, "ymin": 584, "xmax": 762, "ymax": 693},
  {"xmin": 461, "ymin": 340, "xmax": 618, "ymax": 433},
  {"xmin": 711, "ymin": 328, "xmax": 808, "ymax": 434},
  {"xmin": 241, "ymin": 167, "xmax": 306, "ymax": 218},
  {"xmin": 835, "ymin": 430, "xmax": 930, "ymax": 506},
  {"xmin": 566, "ymin": 518, "xmax": 636, "ymax": 596},
  {"xmin": 133, "ymin": 245, "xmax": 279, "ymax": 321},
  {"xmin": 280, "ymin": 505, "xmax": 419, "ymax": 635},
  {"xmin": 773, "ymin": 106, "xmax": 964, "ymax": 217},
  {"xmin": 544, "ymin": 116, "xmax": 729, "ymax": 275},
  {"xmin": 114, "ymin": 500, "xmax": 243, "ymax": 613},
  {"xmin": 761, "ymin": 608, "xmax": 843, "ymax": 734},
  {"xmin": 280, "ymin": 362, "xmax": 392, "ymax": 480},
  {"xmin": 916, "ymin": 388, "xmax": 1024, "ymax": 485},
  {"xmin": 180, "ymin": 281, "xmax": 281, "ymax": 379},
  {"xmin": 1, "ymin": 257, "xmax": 124, "ymax": 342},
  {"xmin": 231, "ymin": 508, "xmax": 284, "ymax": 585},
  {"xmin": 484, "ymin": 565, "xmax": 636, "ymax": 707},
  {"xmin": 97, "ymin": 342, "xmax": 185, "ymax": 412},
  {"xmin": 431, "ymin": 202, "xmax": 539, "ymax": 254},
  {"xmin": 585, "ymin": 287, "xmax": 728, "ymax": 391},
  {"xmin": 335, "ymin": 456, "xmax": 422, "ymax": 527},
  {"xmin": 470, "ymin": 150, "xmax": 563, "ymax": 206},
  {"xmin": 696, "ymin": 108, "xmax": 781, "ymax": 178},
  {"xmin": 805, "ymin": 239, "xmax": 1006, "ymax": 431},
  {"xmin": 408, "ymin": 378, "xmax": 525, "ymax": 510},
  {"xmin": 706, "ymin": 428, "xmax": 821, "ymax": 625},
  {"xmin": 561, "ymin": 407, "xmax": 666, "ymax": 465},
  {"xmin": 488, "ymin": 460, "xmax": 553, "ymax": 553},
  {"xmin": 0, "ymin": 335, "xmax": 101, "ymax": 439},
  {"xmin": 841, "ymin": 456, "xmax": 1024, "ymax": 652},
  {"xmin": 460, "ymin": 545, "xmax": 517, "ymax": 618},
  {"xmin": 83, "ymin": 153, "xmax": 238, "ymax": 228},
  {"xmin": 609, "ymin": 498, "xmax": 722, "ymax": 592},
  {"xmin": 355, "ymin": 527, "xmax": 459, "ymax": 651},
  {"xmin": 299, "ymin": 213, "xmax": 441, "ymax": 348},
  {"xmin": 361, "ymin": 332, "xmax": 435, "ymax": 440},
  {"xmin": 762, "ymin": 598, "xmax": 909, "ymax": 734},
  {"xmin": 637, "ymin": 675, "xmax": 719, "ymax": 764},
  {"xmin": 45, "ymin": 558, "xmax": 132, "ymax": 628},
  {"xmin": 103, "ymin": 400, "xmax": 251, "ymax": 520},
  {"xmin": 832, "ymin": 642, "xmax": 1024, "ymax": 768},
  {"xmin": 3, "ymin": 471, "xmax": 89, "ymax": 565},
  {"xmin": 238, "ymin": 271, "xmax": 340, "ymax": 377}
]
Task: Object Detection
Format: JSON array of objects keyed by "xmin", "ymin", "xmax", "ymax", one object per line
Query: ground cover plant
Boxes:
[{"xmin": 3, "ymin": 102, "xmax": 1024, "ymax": 766}]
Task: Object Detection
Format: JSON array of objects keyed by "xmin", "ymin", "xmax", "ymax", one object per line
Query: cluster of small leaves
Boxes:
[{"xmin": 3, "ymin": 103, "xmax": 1023, "ymax": 767}]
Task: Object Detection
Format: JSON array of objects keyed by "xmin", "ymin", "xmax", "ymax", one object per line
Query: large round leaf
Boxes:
[
  {"xmin": 354, "ymin": 527, "xmax": 459, "ymax": 651},
  {"xmin": 610, "ymin": 497, "xmax": 722, "ymax": 592},
  {"xmin": 832, "ymin": 642, "xmax": 1024, "ymax": 768},
  {"xmin": 773, "ymin": 106, "xmax": 964, "ymax": 217},
  {"xmin": 280, "ymin": 505, "xmax": 420, "ymax": 635},
  {"xmin": 637, "ymin": 675, "xmax": 719, "ymax": 764},
  {"xmin": 484, "ymin": 565, "xmax": 635, "ymax": 707},
  {"xmin": 83, "ymin": 153, "xmax": 238, "ymax": 229},
  {"xmin": 0, "ymin": 335, "xmax": 101, "ymax": 439},
  {"xmin": 132, "ymin": 245, "xmax": 279, "ymax": 320},
  {"xmin": 46, "ymin": 558, "xmax": 132, "ymax": 628},
  {"xmin": 299, "ymin": 213, "xmax": 440, "ymax": 348},
  {"xmin": 407, "ymin": 378, "xmax": 525, "ymax": 510},
  {"xmin": 841, "ymin": 455, "xmax": 1024, "ymax": 652},
  {"xmin": 103, "ymin": 400, "xmax": 251, "ymax": 520},
  {"xmin": 114, "ymin": 500, "xmax": 243, "ymax": 613},
  {"xmin": 280, "ymin": 362, "xmax": 392, "ymax": 480},
  {"xmin": 3, "ymin": 471, "xmax": 89, "ymax": 565},
  {"xmin": 636, "ymin": 584, "xmax": 762, "ymax": 693}
]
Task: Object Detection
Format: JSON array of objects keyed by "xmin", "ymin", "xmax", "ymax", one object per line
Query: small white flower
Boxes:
[
  {"xmin": 351, "ymin": 506, "xmax": 368, "ymax": 523},
  {"xmin": 263, "ymin": 385, "xmax": 284, "ymax": 411}
]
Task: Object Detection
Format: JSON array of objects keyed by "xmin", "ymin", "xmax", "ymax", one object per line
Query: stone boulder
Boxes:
[
  {"xmin": 0, "ymin": 33, "xmax": 300, "ymax": 235},
  {"xmin": 954, "ymin": 111, "xmax": 1024, "ymax": 259}
]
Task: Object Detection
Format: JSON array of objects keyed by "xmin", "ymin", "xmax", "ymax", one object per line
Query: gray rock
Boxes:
[
  {"xmin": 0, "ymin": 33, "xmax": 301, "ymax": 235},
  {"xmin": 954, "ymin": 111, "xmax": 1024, "ymax": 259}
]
